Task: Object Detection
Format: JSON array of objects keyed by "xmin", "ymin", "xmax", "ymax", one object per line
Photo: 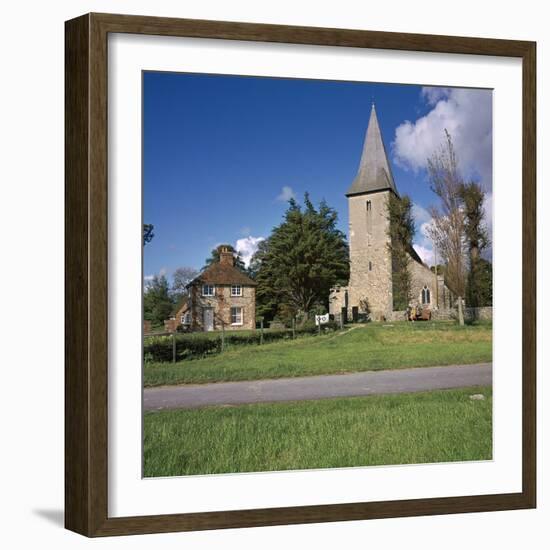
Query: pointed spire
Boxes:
[{"xmin": 346, "ymin": 104, "xmax": 398, "ymax": 197}]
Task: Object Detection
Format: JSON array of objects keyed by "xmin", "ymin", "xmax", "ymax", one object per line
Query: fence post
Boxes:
[
  {"xmin": 339, "ymin": 313, "xmax": 343, "ymax": 330},
  {"xmin": 221, "ymin": 322, "xmax": 225, "ymax": 352},
  {"xmin": 260, "ymin": 319, "xmax": 264, "ymax": 345},
  {"xmin": 292, "ymin": 317, "xmax": 296, "ymax": 339},
  {"xmin": 172, "ymin": 332, "xmax": 176, "ymax": 364},
  {"xmin": 317, "ymin": 316, "xmax": 321, "ymax": 336}
]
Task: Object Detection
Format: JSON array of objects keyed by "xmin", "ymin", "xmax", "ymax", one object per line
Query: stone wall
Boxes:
[
  {"xmin": 408, "ymin": 258, "xmax": 450, "ymax": 309},
  {"xmin": 388, "ymin": 306, "xmax": 492, "ymax": 322},
  {"xmin": 347, "ymin": 190, "xmax": 393, "ymax": 320}
]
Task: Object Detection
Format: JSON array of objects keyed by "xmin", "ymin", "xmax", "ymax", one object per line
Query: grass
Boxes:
[
  {"xmin": 143, "ymin": 386, "xmax": 492, "ymax": 477},
  {"xmin": 144, "ymin": 321, "xmax": 492, "ymax": 386}
]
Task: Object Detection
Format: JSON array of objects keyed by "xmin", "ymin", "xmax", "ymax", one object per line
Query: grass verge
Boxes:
[
  {"xmin": 144, "ymin": 321, "xmax": 492, "ymax": 386},
  {"xmin": 143, "ymin": 385, "xmax": 492, "ymax": 477}
]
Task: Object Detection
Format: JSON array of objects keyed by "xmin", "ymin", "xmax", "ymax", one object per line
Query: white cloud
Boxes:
[
  {"xmin": 412, "ymin": 202, "xmax": 431, "ymax": 226},
  {"xmin": 393, "ymin": 87, "xmax": 493, "ymax": 191},
  {"xmin": 235, "ymin": 236, "xmax": 265, "ymax": 267},
  {"xmin": 409, "ymin": 202, "xmax": 434, "ymax": 266},
  {"xmin": 143, "ymin": 274, "xmax": 154, "ymax": 282},
  {"xmin": 421, "ymin": 87, "xmax": 452, "ymax": 106},
  {"xmin": 413, "ymin": 244, "xmax": 434, "ymax": 266},
  {"xmin": 276, "ymin": 185, "xmax": 296, "ymax": 202}
]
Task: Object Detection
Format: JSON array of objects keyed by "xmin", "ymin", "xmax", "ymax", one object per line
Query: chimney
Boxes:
[{"xmin": 219, "ymin": 246, "xmax": 234, "ymax": 266}]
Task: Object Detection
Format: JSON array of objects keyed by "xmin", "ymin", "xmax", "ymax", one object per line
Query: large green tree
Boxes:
[
  {"xmin": 143, "ymin": 274, "xmax": 174, "ymax": 326},
  {"xmin": 459, "ymin": 181, "xmax": 490, "ymax": 308},
  {"xmin": 387, "ymin": 193, "xmax": 415, "ymax": 310},
  {"xmin": 253, "ymin": 194, "xmax": 349, "ymax": 323}
]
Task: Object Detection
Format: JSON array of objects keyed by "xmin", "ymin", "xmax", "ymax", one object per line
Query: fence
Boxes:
[{"xmin": 143, "ymin": 320, "xmax": 341, "ymax": 363}]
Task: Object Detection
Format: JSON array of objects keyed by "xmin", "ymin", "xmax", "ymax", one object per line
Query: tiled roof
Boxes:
[
  {"xmin": 190, "ymin": 263, "xmax": 257, "ymax": 287},
  {"xmin": 171, "ymin": 296, "xmax": 189, "ymax": 316}
]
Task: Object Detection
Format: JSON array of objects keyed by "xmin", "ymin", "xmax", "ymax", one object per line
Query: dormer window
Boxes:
[
  {"xmin": 231, "ymin": 285, "xmax": 242, "ymax": 296},
  {"xmin": 202, "ymin": 284, "xmax": 215, "ymax": 296}
]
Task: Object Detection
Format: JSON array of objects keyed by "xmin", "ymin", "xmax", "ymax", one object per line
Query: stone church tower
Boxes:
[{"xmin": 330, "ymin": 104, "xmax": 449, "ymax": 321}]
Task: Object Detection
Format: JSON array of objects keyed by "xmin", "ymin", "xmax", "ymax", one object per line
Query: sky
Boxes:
[{"xmin": 143, "ymin": 72, "xmax": 492, "ymax": 281}]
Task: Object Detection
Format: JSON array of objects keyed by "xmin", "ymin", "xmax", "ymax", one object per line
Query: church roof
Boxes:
[{"xmin": 346, "ymin": 104, "xmax": 399, "ymax": 197}]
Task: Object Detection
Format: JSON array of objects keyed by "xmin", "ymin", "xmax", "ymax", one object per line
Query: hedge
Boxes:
[{"xmin": 143, "ymin": 321, "xmax": 339, "ymax": 362}]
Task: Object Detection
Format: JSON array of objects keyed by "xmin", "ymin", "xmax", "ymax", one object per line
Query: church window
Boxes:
[
  {"xmin": 422, "ymin": 286, "xmax": 431, "ymax": 304},
  {"xmin": 369, "ymin": 261, "xmax": 372, "ymax": 271},
  {"xmin": 366, "ymin": 200, "xmax": 372, "ymax": 236}
]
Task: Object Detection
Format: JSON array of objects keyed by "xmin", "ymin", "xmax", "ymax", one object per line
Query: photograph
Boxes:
[{"xmin": 141, "ymin": 72, "xmax": 494, "ymax": 478}]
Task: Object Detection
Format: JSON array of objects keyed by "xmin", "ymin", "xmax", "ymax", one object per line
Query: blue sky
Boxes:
[{"xmin": 143, "ymin": 72, "xmax": 492, "ymax": 280}]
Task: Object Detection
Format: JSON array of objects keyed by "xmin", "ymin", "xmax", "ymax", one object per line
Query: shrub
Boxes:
[{"xmin": 143, "ymin": 321, "xmax": 340, "ymax": 363}]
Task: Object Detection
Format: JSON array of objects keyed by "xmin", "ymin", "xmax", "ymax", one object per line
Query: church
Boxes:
[{"xmin": 329, "ymin": 104, "xmax": 450, "ymax": 322}]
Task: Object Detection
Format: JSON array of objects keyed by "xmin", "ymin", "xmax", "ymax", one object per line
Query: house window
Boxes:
[
  {"xmin": 231, "ymin": 306, "xmax": 243, "ymax": 325},
  {"xmin": 181, "ymin": 312, "xmax": 191, "ymax": 325},
  {"xmin": 231, "ymin": 284, "xmax": 242, "ymax": 296},
  {"xmin": 202, "ymin": 284, "xmax": 215, "ymax": 296},
  {"xmin": 422, "ymin": 286, "xmax": 431, "ymax": 304}
]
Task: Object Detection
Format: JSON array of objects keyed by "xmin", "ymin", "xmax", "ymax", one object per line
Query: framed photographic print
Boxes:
[{"xmin": 65, "ymin": 13, "xmax": 536, "ymax": 537}]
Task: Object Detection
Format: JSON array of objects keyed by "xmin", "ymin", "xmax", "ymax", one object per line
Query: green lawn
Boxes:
[
  {"xmin": 143, "ymin": 386, "xmax": 492, "ymax": 477},
  {"xmin": 144, "ymin": 321, "xmax": 492, "ymax": 386}
]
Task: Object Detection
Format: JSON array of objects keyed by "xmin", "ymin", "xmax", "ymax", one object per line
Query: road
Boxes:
[{"xmin": 143, "ymin": 362, "xmax": 492, "ymax": 410}]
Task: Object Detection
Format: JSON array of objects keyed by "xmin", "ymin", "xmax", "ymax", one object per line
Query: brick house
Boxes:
[
  {"xmin": 163, "ymin": 297, "xmax": 190, "ymax": 333},
  {"xmin": 167, "ymin": 247, "xmax": 257, "ymax": 332}
]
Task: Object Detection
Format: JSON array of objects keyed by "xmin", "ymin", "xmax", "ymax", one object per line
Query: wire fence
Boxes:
[{"xmin": 144, "ymin": 315, "xmax": 345, "ymax": 363}]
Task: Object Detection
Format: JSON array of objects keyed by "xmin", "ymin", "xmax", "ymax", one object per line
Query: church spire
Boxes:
[{"xmin": 346, "ymin": 103, "xmax": 398, "ymax": 197}]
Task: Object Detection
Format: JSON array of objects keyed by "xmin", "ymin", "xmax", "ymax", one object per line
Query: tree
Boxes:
[
  {"xmin": 426, "ymin": 130, "xmax": 467, "ymax": 325},
  {"xmin": 171, "ymin": 266, "xmax": 199, "ymax": 300},
  {"xmin": 203, "ymin": 244, "xmax": 247, "ymax": 273},
  {"xmin": 248, "ymin": 239, "xmax": 278, "ymax": 321},
  {"xmin": 387, "ymin": 194, "xmax": 415, "ymax": 310},
  {"xmin": 248, "ymin": 239, "xmax": 270, "ymax": 279},
  {"xmin": 143, "ymin": 274, "xmax": 174, "ymax": 326},
  {"xmin": 459, "ymin": 181, "xmax": 490, "ymax": 308},
  {"xmin": 476, "ymin": 258, "xmax": 493, "ymax": 307},
  {"xmin": 254, "ymin": 194, "xmax": 349, "ymax": 323},
  {"xmin": 143, "ymin": 224, "xmax": 154, "ymax": 245}
]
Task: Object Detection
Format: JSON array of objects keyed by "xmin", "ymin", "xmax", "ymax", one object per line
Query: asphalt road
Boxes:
[{"xmin": 143, "ymin": 362, "xmax": 492, "ymax": 410}]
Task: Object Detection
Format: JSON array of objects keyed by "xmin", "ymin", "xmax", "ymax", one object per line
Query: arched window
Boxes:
[{"xmin": 422, "ymin": 286, "xmax": 431, "ymax": 305}]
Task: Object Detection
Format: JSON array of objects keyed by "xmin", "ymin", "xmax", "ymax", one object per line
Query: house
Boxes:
[
  {"xmin": 329, "ymin": 104, "xmax": 451, "ymax": 321},
  {"xmin": 163, "ymin": 297, "xmax": 190, "ymax": 333},
  {"xmin": 165, "ymin": 246, "xmax": 257, "ymax": 332}
]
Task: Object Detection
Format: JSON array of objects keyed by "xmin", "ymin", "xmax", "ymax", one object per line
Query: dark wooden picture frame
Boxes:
[{"xmin": 65, "ymin": 12, "xmax": 536, "ymax": 537}]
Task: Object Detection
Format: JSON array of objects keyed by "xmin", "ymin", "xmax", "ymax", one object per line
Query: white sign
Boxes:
[{"xmin": 315, "ymin": 314, "xmax": 329, "ymax": 326}]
